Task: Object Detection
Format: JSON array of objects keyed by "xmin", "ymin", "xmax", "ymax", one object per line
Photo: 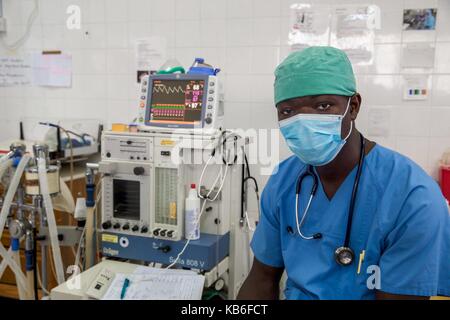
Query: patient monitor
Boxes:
[{"xmin": 137, "ymin": 73, "xmax": 224, "ymax": 131}]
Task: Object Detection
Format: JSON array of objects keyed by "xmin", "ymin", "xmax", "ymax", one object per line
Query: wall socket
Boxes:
[{"xmin": 0, "ymin": 17, "xmax": 7, "ymax": 33}]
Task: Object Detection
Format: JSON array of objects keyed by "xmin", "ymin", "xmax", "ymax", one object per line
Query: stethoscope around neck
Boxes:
[{"xmin": 294, "ymin": 133, "xmax": 366, "ymax": 266}]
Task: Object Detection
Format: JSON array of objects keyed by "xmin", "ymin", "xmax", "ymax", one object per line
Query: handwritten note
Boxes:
[
  {"xmin": 32, "ymin": 53, "xmax": 72, "ymax": 87},
  {"xmin": 0, "ymin": 56, "xmax": 31, "ymax": 87}
]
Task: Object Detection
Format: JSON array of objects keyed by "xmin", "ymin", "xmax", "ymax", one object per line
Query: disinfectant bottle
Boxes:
[{"xmin": 185, "ymin": 183, "xmax": 201, "ymax": 240}]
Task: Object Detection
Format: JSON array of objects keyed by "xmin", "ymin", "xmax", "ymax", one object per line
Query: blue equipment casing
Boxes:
[{"xmin": 101, "ymin": 232, "xmax": 229, "ymax": 271}]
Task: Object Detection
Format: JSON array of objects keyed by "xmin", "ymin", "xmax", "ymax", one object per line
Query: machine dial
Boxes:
[
  {"xmin": 141, "ymin": 226, "xmax": 149, "ymax": 233},
  {"xmin": 113, "ymin": 223, "xmax": 121, "ymax": 229},
  {"xmin": 132, "ymin": 225, "xmax": 139, "ymax": 232},
  {"xmin": 102, "ymin": 221, "xmax": 112, "ymax": 229},
  {"xmin": 133, "ymin": 166, "xmax": 145, "ymax": 175},
  {"xmin": 122, "ymin": 223, "xmax": 130, "ymax": 230}
]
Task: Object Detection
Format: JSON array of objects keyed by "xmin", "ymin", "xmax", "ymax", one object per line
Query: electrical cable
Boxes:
[{"xmin": 0, "ymin": 0, "xmax": 39, "ymax": 51}]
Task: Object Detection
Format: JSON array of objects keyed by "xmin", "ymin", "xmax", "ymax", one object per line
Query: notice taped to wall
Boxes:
[{"xmin": 0, "ymin": 56, "xmax": 31, "ymax": 87}]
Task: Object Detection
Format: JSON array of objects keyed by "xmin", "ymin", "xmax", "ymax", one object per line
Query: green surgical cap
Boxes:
[{"xmin": 274, "ymin": 46, "xmax": 356, "ymax": 105}]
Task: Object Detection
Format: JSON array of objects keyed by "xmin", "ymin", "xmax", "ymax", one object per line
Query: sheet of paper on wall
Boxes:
[
  {"xmin": 135, "ymin": 37, "xmax": 167, "ymax": 83},
  {"xmin": 401, "ymin": 43, "xmax": 435, "ymax": 68},
  {"xmin": 368, "ymin": 107, "xmax": 391, "ymax": 137},
  {"xmin": 331, "ymin": 5, "xmax": 380, "ymax": 65},
  {"xmin": 402, "ymin": 75, "xmax": 430, "ymax": 101},
  {"xmin": 288, "ymin": 4, "xmax": 332, "ymax": 52},
  {"xmin": 32, "ymin": 53, "xmax": 72, "ymax": 87},
  {"xmin": 0, "ymin": 56, "xmax": 31, "ymax": 87}
]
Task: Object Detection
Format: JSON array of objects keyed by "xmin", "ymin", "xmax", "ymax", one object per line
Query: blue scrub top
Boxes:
[{"xmin": 251, "ymin": 144, "xmax": 450, "ymax": 299}]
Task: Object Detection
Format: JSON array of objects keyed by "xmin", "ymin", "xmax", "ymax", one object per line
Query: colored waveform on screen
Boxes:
[{"xmin": 152, "ymin": 84, "xmax": 185, "ymax": 95}]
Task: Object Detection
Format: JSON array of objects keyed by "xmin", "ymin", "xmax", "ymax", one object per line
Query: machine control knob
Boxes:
[
  {"xmin": 205, "ymin": 117, "xmax": 212, "ymax": 125},
  {"xmin": 167, "ymin": 230, "xmax": 174, "ymax": 238},
  {"xmin": 141, "ymin": 226, "xmax": 149, "ymax": 233},
  {"xmin": 106, "ymin": 152, "xmax": 111, "ymax": 158},
  {"xmin": 152, "ymin": 228, "xmax": 160, "ymax": 236},
  {"xmin": 132, "ymin": 225, "xmax": 139, "ymax": 232},
  {"xmin": 122, "ymin": 223, "xmax": 130, "ymax": 230},
  {"xmin": 102, "ymin": 221, "xmax": 112, "ymax": 229},
  {"xmin": 160, "ymin": 229, "xmax": 167, "ymax": 237},
  {"xmin": 113, "ymin": 223, "xmax": 120, "ymax": 229},
  {"xmin": 133, "ymin": 166, "xmax": 145, "ymax": 175}
]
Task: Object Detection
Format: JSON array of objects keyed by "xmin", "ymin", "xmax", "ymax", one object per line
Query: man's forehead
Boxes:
[{"xmin": 278, "ymin": 94, "xmax": 346, "ymax": 106}]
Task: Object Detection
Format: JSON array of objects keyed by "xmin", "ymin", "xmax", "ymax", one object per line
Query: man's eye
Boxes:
[
  {"xmin": 317, "ymin": 103, "xmax": 332, "ymax": 111},
  {"xmin": 281, "ymin": 108, "xmax": 293, "ymax": 115}
]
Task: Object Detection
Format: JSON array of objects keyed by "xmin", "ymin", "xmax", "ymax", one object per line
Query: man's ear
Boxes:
[{"xmin": 350, "ymin": 93, "xmax": 362, "ymax": 121}]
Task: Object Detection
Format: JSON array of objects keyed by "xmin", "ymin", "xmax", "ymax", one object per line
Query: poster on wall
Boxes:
[
  {"xmin": 402, "ymin": 75, "xmax": 430, "ymax": 101},
  {"xmin": 135, "ymin": 37, "xmax": 167, "ymax": 83},
  {"xmin": 368, "ymin": 107, "xmax": 391, "ymax": 137},
  {"xmin": 331, "ymin": 5, "xmax": 380, "ymax": 65},
  {"xmin": 0, "ymin": 56, "xmax": 31, "ymax": 87},
  {"xmin": 288, "ymin": 4, "xmax": 332, "ymax": 51},
  {"xmin": 403, "ymin": 8, "xmax": 437, "ymax": 31},
  {"xmin": 32, "ymin": 53, "xmax": 72, "ymax": 88},
  {"xmin": 401, "ymin": 43, "xmax": 435, "ymax": 68}
]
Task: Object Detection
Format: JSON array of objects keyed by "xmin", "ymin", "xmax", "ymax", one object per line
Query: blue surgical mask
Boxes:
[{"xmin": 279, "ymin": 97, "xmax": 353, "ymax": 166}]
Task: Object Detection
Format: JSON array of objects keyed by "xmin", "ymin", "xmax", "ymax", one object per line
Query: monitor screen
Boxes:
[{"xmin": 147, "ymin": 79, "xmax": 205, "ymax": 126}]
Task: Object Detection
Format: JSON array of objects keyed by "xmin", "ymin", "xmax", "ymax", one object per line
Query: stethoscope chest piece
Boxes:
[{"xmin": 334, "ymin": 246, "xmax": 354, "ymax": 266}]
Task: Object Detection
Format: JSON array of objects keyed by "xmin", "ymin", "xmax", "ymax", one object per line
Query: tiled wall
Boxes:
[{"xmin": 0, "ymin": 0, "xmax": 449, "ymax": 189}]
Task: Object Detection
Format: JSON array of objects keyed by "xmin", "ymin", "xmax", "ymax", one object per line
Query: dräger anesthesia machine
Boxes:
[{"xmin": 50, "ymin": 62, "xmax": 259, "ymax": 300}]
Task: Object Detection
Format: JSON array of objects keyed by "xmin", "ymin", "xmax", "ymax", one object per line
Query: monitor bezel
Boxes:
[{"xmin": 144, "ymin": 74, "xmax": 210, "ymax": 129}]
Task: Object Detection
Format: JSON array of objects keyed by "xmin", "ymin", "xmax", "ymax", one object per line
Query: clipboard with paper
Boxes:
[{"xmin": 102, "ymin": 266, "xmax": 205, "ymax": 300}]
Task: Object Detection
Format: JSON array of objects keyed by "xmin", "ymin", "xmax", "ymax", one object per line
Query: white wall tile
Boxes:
[
  {"xmin": 175, "ymin": 0, "xmax": 201, "ymax": 20},
  {"xmin": 66, "ymin": 75, "xmax": 107, "ymax": 99},
  {"xmin": 359, "ymin": 75, "xmax": 403, "ymax": 106},
  {"xmin": 128, "ymin": 0, "xmax": 152, "ymax": 22},
  {"xmin": 253, "ymin": 0, "xmax": 281, "ymax": 18},
  {"xmin": 39, "ymin": 0, "xmax": 65, "ymax": 25},
  {"xmin": 105, "ymin": 0, "xmax": 128, "ymax": 23},
  {"xmin": 150, "ymin": 0, "xmax": 175, "ymax": 21},
  {"xmin": 430, "ymin": 107, "xmax": 450, "ymax": 137},
  {"xmin": 128, "ymin": 22, "xmax": 153, "ymax": 46},
  {"xmin": 106, "ymin": 49, "xmax": 132, "ymax": 75},
  {"xmin": 201, "ymin": 0, "xmax": 226, "ymax": 20},
  {"xmin": 226, "ymin": 19, "xmax": 253, "ymax": 47},
  {"xmin": 175, "ymin": 20, "xmax": 202, "ymax": 47},
  {"xmin": 436, "ymin": 2, "xmax": 450, "ymax": 41},
  {"xmin": 225, "ymin": 47, "xmax": 252, "ymax": 74},
  {"xmin": 107, "ymin": 75, "xmax": 132, "ymax": 100},
  {"xmin": 392, "ymin": 106, "xmax": 431, "ymax": 137},
  {"xmin": 226, "ymin": 0, "xmax": 253, "ymax": 19},
  {"xmin": 223, "ymin": 102, "xmax": 252, "ymax": 130},
  {"xmin": 224, "ymin": 75, "xmax": 253, "ymax": 102},
  {"xmin": 434, "ymin": 42, "xmax": 450, "ymax": 73},
  {"xmin": 432, "ymin": 75, "xmax": 450, "ymax": 106},
  {"xmin": 252, "ymin": 18, "xmax": 281, "ymax": 46},
  {"xmin": 250, "ymin": 103, "xmax": 278, "ymax": 129},
  {"xmin": 83, "ymin": 0, "xmax": 106, "ymax": 24},
  {"xmin": 65, "ymin": 99, "xmax": 107, "ymax": 120},
  {"xmin": 200, "ymin": 20, "xmax": 227, "ymax": 48},
  {"xmin": 106, "ymin": 23, "xmax": 128, "ymax": 48},
  {"xmin": 251, "ymin": 47, "xmax": 281, "ymax": 75},
  {"xmin": 72, "ymin": 49, "xmax": 107, "ymax": 75},
  {"xmin": 251, "ymin": 75, "xmax": 275, "ymax": 104}
]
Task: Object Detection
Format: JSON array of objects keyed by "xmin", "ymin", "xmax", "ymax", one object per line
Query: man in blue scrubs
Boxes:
[{"xmin": 238, "ymin": 46, "xmax": 450, "ymax": 300}]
